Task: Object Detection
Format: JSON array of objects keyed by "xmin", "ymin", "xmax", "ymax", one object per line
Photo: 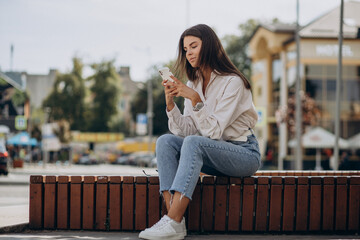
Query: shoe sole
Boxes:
[{"xmin": 139, "ymin": 232, "xmax": 186, "ymax": 240}]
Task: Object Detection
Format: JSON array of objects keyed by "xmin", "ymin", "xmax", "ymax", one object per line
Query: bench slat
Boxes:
[
  {"xmin": 188, "ymin": 178, "xmax": 201, "ymax": 231},
  {"xmin": 296, "ymin": 177, "xmax": 309, "ymax": 231},
  {"xmin": 122, "ymin": 176, "xmax": 134, "ymax": 230},
  {"xmin": 201, "ymin": 176, "xmax": 215, "ymax": 231},
  {"xmin": 44, "ymin": 176, "xmax": 56, "ymax": 229},
  {"xmin": 135, "ymin": 177, "xmax": 147, "ymax": 230},
  {"xmin": 228, "ymin": 178, "xmax": 241, "ymax": 231},
  {"xmin": 348, "ymin": 177, "xmax": 360, "ymax": 231},
  {"xmin": 242, "ymin": 177, "xmax": 255, "ymax": 231},
  {"xmin": 214, "ymin": 177, "xmax": 228, "ymax": 231},
  {"xmin": 83, "ymin": 176, "xmax": 95, "ymax": 230},
  {"xmin": 335, "ymin": 177, "xmax": 348, "ymax": 231},
  {"xmin": 322, "ymin": 177, "xmax": 335, "ymax": 231},
  {"xmin": 282, "ymin": 177, "xmax": 295, "ymax": 231},
  {"xmin": 269, "ymin": 177, "xmax": 282, "ymax": 231},
  {"xmin": 109, "ymin": 176, "xmax": 121, "ymax": 230},
  {"xmin": 57, "ymin": 176, "xmax": 69, "ymax": 229},
  {"xmin": 255, "ymin": 177, "xmax": 269, "ymax": 232},
  {"xmin": 29, "ymin": 175, "xmax": 43, "ymax": 229},
  {"xmin": 70, "ymin": 176, "xmax": 82, "ymax": 230},
  {"xmin": 96, "ymin": 176, "xmax": 108, "ymax": 230},
  {"xmin": 309, "ymin": 177, "xmax": 322, "ymax": 231},
  {"xmin": 147, "ymin": 177, "xmax": 160, "ymax": 228}
]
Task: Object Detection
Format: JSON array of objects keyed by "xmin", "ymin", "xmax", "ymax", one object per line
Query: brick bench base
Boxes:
[{"xmin": 29, "ymin": 171, "xmax": 360, "ymax": 233}]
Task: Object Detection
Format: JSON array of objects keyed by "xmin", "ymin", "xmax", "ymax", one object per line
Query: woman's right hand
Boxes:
[{"xmin": 162, "ymin": 80, "xmax": 175, "ymax": 111}]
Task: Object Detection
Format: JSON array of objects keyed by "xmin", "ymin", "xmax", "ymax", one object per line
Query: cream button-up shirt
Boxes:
[{"xmin": 166, "ymin": 71, "xmax": 258, "ymax": 141}]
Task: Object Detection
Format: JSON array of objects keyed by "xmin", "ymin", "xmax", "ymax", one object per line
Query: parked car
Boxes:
[
  {"xmin": 77, "ymin": 153, "xmax": 98, "ymax": 165},
  {"xmin": 0, "ymin": 143, "xmax": 9, "ymax": 175},
  {"xmin": 114, "ymin": 154, "xmax": 136, "ymax": 166},
  {"xmin": 131, "ymin": 151, "xmax": 155, "ymax": 167},
  {"xmin": 149, "ymin": 157, "xmax": 157, "ymax": 168}
]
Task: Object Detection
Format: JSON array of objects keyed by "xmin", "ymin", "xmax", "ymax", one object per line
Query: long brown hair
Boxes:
[{"xmin": 174, "ymin": 24, "xmax": 251, "ymax": 89}]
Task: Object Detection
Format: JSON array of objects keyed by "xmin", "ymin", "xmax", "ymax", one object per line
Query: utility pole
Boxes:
[
  {"xmin": 295, "ymin": 0, "xmax": 302, "ymax": 170},
  {"xmin": 10, "ymin": 44, "xmax": 14, "ymax": 71},
  {"xmin": 146, "ymin": 47, "xmax": 153, "ymax": 153},
  {"xmin": 147, "ymin": 78, "xmax": 153, "ymax": 152},
  {"xmin": 186, "ymin": 0, "xmax": 190, "ymax": 28},
  {"xmin": 334, "ymin": 0, "xmax": 344, "ymax": 170},
  {"xmin": 42, "ymin": 107, "xmax": 51, "ymax": 168}
]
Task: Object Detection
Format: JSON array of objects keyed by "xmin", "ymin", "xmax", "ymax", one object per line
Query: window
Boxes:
[{"xmin": 304, "ymin": 64, "xmax": 360, "ymax": 138}]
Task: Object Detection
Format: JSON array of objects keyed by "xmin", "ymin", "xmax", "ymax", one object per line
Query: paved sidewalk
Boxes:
[
  {"xmin": 0, "ymin": 163, "xmax": 159, "ymax": 185},
  {"xmin": 0, "ymin": 205, "xmax": 28, "ymax": 229},
  {"xmin": 0, "ymin": 231, "xmax": 359, "ymax": 240}
]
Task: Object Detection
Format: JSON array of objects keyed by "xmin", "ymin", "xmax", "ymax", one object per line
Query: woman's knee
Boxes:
[
  {"xmin": 183, "ymin": 135, "xmax": 203, "ymax": 146},
  {"xmin": 156, "ymin": 134, "xmax": 175, "ymax": 148}
]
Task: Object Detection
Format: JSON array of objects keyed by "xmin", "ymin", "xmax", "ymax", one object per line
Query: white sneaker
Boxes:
[
  {"xmin": 181, "ymin": 217, "xmax": 187, "ymax": 236},
  {"xmin": 139, "ymin": 215, "xmax": 187, "ymax": 240}
]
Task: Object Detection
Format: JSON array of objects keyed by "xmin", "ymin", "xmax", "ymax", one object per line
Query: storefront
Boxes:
[{"xmin": 249, "ymin": 1, "xmax": 360, "ymax": 169}]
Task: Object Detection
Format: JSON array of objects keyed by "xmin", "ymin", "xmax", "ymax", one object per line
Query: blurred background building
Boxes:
[
  {"xmin": 249, "ymin": 1, "xmax": 360, "ymax": 169},
  {"xmin": 117, "ymin": 66, "xmax": 140, "ymax": 136}
]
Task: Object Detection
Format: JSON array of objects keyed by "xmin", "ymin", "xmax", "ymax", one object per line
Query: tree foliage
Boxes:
[
  {"xmin": 87, "ymin": 60, "xmax": 121, "ymax": 132},
  {"xmin": 222, "ymin": 18, "xmax": 284, "ymax": 80},
  {"xmin": 131, "ymin": 64, "xmax": 184, "ymax": 136},
  {"xmin": 222, "ymin": 19, "xmax": 259, "ymax": 80},
  {"xmin": 43, "ymin": 58, "xmax": 86, "ymax": 131}
]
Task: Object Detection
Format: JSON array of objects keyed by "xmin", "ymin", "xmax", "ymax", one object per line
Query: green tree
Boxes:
[
  {"xmin": 131, "ymin": 64, "xmax": 184, "ymax": 136},
  {"xmin": 222, "ymin": 19, "xmax": 259, "ymax": 80},
  {"xmin": 43, "ymin": 58, "xmax": 87, "ymax": 131},
  {"xmin": 87, "ymin": 60, "xmax": 121, "ymax": 132},
  {"xmin": 223, "ymin": 18, "xmax": 285, "ymax": 80}
]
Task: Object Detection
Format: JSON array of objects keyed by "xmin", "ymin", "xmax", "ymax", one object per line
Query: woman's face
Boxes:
[{"xmin": 183, "ymin": 36, "xmax": 202, "ymax": 68}]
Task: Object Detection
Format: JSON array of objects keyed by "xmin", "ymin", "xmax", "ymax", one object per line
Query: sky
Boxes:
[{"xmin": 0, "ymin": 0, "xmax": 352, "ymax": 82}]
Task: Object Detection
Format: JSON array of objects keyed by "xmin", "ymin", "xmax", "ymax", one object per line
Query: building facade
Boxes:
[{"xmin": 249, "ymin": 1, "xmax": 360, "ymax": 168}]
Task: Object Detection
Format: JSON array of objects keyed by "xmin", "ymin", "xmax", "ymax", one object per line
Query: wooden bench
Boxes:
[{"xmin": 29, "ymin": 171, "xmax": 360, "ymax": 233}]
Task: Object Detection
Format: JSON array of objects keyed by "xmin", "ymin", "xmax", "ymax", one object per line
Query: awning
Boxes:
[
  {"xmin": 7, "ymin": 131, "xmax": 38, "ymax": 146},
  {"xmin": 348, "ymin": 133, "xmax": 360, "ymax": 149},
  {"xmin": 288, "ymin": 127, "xmax": 349, "ymax": 149}
]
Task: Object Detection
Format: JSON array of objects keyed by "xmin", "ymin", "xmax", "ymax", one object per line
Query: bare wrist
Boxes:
[
  {"xmin": 167, "ymin": 103, "xmax": 175, "ymax": 111},
  {"xmin": 191, "ymin": 93, "xmax": 202, "ymax": 107}
]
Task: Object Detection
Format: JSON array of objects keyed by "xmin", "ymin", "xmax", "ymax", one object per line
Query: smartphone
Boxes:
[{"xmin": 158, "ymin": 67, "xmax": 175, "ymax": 83}]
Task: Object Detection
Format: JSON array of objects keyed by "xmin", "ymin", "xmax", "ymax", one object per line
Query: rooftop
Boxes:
[{"xmin": 300, "ymin": 1, "xmax": 360, "ymax": 39}]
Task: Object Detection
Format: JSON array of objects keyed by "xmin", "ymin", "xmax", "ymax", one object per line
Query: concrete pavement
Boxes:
[
  {"xmin": 0, "ymin": 163, "xmax": 159, "ymax": 185},
  {"xmin": 1, "ymin": 231, "xmax": 359, "ymax": 240}
]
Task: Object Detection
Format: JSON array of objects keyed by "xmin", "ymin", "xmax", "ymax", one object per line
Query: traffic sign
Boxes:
[
  {"xmin": 256, "ymin": 107, "xmax": 266, "ymax": 127},
  {"xmin": 136, "ymin": 113, "xmax": 147, "ymax": 135},
  {"xmin": 15, "ymin": 115, "xmax": 27, "ymax": 130}
]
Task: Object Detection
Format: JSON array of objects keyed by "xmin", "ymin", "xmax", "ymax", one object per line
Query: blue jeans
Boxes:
[{"xmin": 156, "ymin": 134, "xmax": 261, "ymax": 200}]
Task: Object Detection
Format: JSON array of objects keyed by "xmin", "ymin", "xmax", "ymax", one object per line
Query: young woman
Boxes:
[{"xmin": 139, "ymin": 24, "xmax": 261, "ymax": 240}]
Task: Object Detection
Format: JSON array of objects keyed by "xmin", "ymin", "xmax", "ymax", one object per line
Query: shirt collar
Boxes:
[{"xmin": 193, "ymin": 69, "xmax": 219, "ymax": 89}]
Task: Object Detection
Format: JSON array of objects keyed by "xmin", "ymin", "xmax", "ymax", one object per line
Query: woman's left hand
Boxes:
[{"xmin": 166, "ymin": 76, "xmax": 201, "ymax": 106}]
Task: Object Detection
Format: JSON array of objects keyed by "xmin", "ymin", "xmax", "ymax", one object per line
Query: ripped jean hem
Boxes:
[
  {"xmin": 159, "ymin": 189, "xmax": 192, "ymax": 201},
  {"xmin": 169, "ymin": 188, "xmax": 192, "ymax": 201}
]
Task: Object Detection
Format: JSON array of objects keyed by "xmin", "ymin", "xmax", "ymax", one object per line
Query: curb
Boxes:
[{"xmin": 0, "ymin": 223, "xmax": 28, "ymax": 233}]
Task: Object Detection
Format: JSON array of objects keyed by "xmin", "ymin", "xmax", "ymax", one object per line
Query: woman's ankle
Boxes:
[{"xmin": 167, "ymin": 214, "xmax": 182, "ymax": 223}]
